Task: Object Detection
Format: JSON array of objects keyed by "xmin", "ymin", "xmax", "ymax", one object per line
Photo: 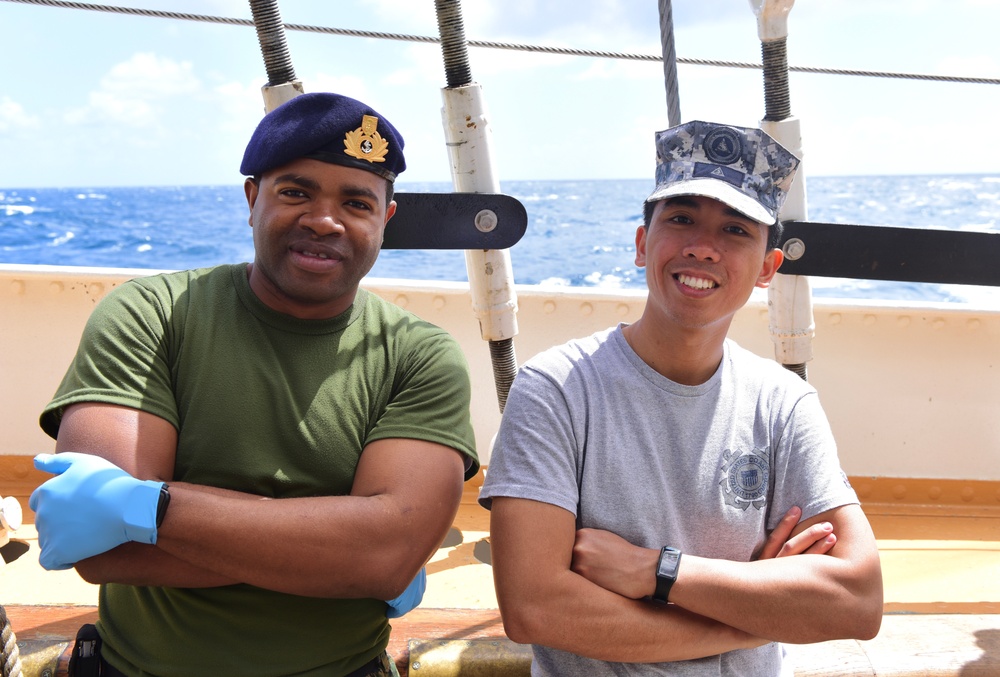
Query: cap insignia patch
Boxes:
[
  {"xmin": 344, "ymin": 114, "xmax": 388, "ymax": 164},
  {"xmin": 703, "ymin": 127, "xmax": 742, "ymax": 165}
]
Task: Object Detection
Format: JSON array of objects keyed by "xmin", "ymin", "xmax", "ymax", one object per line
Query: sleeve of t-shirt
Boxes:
[
  {"xmin": 478, "ymin": 359, "xmax": 582, "ymax": 516},
  {"xmin": 39, "ymin": 280, "xmax": 179, "ymax": 439},
  {"xmin": 767, "ymin": 390, "xmax": 859, "ymax": 529},
  {"xmin": 366, "ymin": 325, "xmax": 480, "ymax": 479}
]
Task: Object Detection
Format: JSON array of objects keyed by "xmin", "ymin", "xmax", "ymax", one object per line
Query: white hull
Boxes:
[{"xmin": 2, "ymin": 262, "xmax": 997, "ymax": 485}]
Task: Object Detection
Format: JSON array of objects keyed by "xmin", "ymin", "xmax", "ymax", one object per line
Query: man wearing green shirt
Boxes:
[{"xmin": 30, "ymin": 92, "xmax": 479, "ymax": 677}]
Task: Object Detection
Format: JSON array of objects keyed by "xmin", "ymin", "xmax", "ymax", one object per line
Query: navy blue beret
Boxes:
[{"xmin": 240, "ymin": 92, "xmax": 405, "ymax": 181}]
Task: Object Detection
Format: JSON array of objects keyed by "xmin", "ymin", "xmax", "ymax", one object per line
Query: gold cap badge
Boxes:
[{"xmin": 344, "ymin": 115, "xmax": 389, "ymax": 164}]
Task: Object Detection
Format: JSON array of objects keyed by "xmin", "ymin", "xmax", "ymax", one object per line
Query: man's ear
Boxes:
[
  {"xmin": 243, "ymin": 178, "xmax": 259, "ymax": 227},
  {"xmin": 634, "ymin": 226, "xmax": 648, "ymax": 268},
  {"xmin": 755, "ymin": 248, "xmax": 784, "ymax": 288}
]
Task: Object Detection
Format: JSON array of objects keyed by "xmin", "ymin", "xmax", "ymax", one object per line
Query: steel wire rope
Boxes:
[{"xmin": 4, "ymin": 0, "xmax": 1000, "ymax": 86}]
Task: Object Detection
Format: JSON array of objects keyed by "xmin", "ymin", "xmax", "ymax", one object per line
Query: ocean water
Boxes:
[{"xmin": 2, "ymin": 176, "xmax": 998, "ymax": 305}]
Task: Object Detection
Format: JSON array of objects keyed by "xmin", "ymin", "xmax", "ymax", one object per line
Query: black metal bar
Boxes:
[
  {"xmin": 382, "ymin": 193, "xmax": 527, "ymax": 250},
  {"xmin": 779, "ymin": 221, "xmax": 1000, "ymax": 286}
]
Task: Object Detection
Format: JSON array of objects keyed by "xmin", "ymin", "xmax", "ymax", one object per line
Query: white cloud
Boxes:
[
  {"xmin": 0, "ymin": 98, "xmax": 40, "ymax": 132},
  {"xmin": 935, "ymin": 55, "xmax": 999, "ymax": 78},
  {"xmin": 63, "ymin": 53, "xmax": 202, "ymax": 128},
  {"xmin": 100, "ymin": 53, "xmax": 200, "ymax": 97}
]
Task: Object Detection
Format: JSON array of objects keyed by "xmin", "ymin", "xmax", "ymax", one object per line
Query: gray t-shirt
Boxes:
[{"xmin": 480, "ymin": 325, "xmax": 857, "ymax": 676}]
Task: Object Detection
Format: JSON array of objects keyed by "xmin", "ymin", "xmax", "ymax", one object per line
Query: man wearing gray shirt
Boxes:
[{"xmin": 479, "ymin": 120, "xmax": 883, "ymax": 675}]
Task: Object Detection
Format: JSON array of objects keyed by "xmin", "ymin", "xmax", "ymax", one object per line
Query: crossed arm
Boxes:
[
  {"xmin": 59, "ymin": 402, "xmax": 466, "ymax": 599},
  {"xmin": 490, "ymin": 496, "xmax": 882, "ymax": 663}
]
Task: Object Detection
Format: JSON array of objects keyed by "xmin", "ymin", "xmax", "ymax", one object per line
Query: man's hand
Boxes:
[
  {"xmin": 386, "ymin": 567, "xmax": 426, "ymax": 618},
  {"xmin": 29, "ymin": 452, "xmax": 164, "ymax": 570},
  {"xmin": 571, "ymin": 506, "xmax": 837, "ymax": 600},
  {"xmin": 571, "ymin": 528, "xmax": 657, "ymax": 600},
  {"xmin": 756, "ymin": 505, "xmax": 836, "ymax": 560}
]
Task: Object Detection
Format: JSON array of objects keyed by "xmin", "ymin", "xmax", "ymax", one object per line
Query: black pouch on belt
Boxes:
[{"xmin": 67, "ymin": 623, "xmax": 102, "ymax": 677}]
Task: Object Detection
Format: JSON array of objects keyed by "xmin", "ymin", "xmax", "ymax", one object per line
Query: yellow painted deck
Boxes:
[{"xmin": 4, "ymin": 468, "xmax": 1000, "ymax": 675}]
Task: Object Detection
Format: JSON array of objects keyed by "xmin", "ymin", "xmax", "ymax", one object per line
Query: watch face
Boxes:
[{"xmin": 657, "ymin": 549, "xmax": 680, "ymax": 577}]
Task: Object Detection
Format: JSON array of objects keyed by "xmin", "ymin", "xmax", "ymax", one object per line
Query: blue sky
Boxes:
[{"xmin": 1, "ymin": 0, "xmax": 998, "ymax": 187}]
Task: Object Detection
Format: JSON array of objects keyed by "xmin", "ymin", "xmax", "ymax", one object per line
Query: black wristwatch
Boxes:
[
  {"xmin": 155, "ymin": 484, "xmax": 171, "ymax": 528},
  {"xmin": 652, "ymin": 546, "xmax": 681, "ymax": 604}
]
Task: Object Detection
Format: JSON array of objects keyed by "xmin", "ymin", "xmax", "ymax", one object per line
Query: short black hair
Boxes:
[{"xmin": 642, "ymin": 200, "xmax": 784, "ymax": 251}]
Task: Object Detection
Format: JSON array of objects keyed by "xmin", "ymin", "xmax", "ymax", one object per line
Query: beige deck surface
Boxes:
[
  {"xmin": 4, "ymin": 488, "xmax": 1000, "ymax": 613},
  {"xmin": 5, "ymin": 484, "xmax": 1000, "ymax": 677}
]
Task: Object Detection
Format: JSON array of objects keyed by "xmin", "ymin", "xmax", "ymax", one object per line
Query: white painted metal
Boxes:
[
  {"xmin": 751, "ymin": 0, "xmax": 818, "ymax": 368},
  {"xmin": 749, "ymin": 0, "xmax": 795, "ymax": 41},
  {"xmin": 260, "ymin": 81, "xmax": 305, "ymax": 113},
  {"xmin": 2, "ymin": 264, "xmax": 998, "ymax": 482},
  {"xmin": 0, "ymin": 495, "xmax": 22, "ymax": 548},
  {"xmin": 762, "ymin": 117, "xmax": 816, "ymax": 366},
  {"xmin": 440, "ymin": 85, "xmax": 519, "ymax": 342}
]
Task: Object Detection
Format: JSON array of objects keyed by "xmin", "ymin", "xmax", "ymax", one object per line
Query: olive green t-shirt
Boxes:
[{"xmin": 41, "ymin": 264, "xmax": 478, "ymax": 676}]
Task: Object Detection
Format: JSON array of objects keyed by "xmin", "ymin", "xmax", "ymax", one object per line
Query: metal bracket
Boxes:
[
  {"xmin": 383, "ymin": 193, "xmax": 527, "ymax": 250},
  {"xmin": 778, "ymin": 221, "xmax": 1000, "ymax": 286}
]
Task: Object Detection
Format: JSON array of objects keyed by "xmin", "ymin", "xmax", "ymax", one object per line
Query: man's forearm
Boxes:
[
  {"xmin": 499, "ymin": 568, "xmax": 766, "ymax": 663},
  {"xmin": 671, "ymin": 553, "xmax": 882, "ymax": 643},
  {"xmin": 154, "ymin": 482, "xmax": 425, "ymax": 598},
  {"xmin": 571, "ymin": 506, "xmax": 882, "ymax": 644},
  {"xmin": 74, "ymin": 542, "xmax": 238, "ymax": 588}
]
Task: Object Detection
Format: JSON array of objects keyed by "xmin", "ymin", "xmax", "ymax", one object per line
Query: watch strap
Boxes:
[
  {"xmin": 652, "ymin": 546, "xmax": 681, "ymax": 604},
  {"xmin": 155, "ymin": 484, "xmax": 171, "ymax": 528}
]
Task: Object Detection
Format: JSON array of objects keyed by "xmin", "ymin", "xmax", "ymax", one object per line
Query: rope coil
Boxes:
[{"xmin": 0, "ymin": 603, "xmax": 22, "ymax": 677}]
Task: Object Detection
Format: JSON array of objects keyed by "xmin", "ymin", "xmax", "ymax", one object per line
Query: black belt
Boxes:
[
  {"xmin": 97, "ymin": 653, "xmax": 391, "ymax": 677},
  {"xmin": 99, "ymin": 652, "xmax": 393, "ymax": 677},
  {"xmin": 99, "ymin": 659, "xmax": 128, "ymax": 677},
  {"xmin": 343, "ymin": 651, "xmax": 394, "ymax": 677}
]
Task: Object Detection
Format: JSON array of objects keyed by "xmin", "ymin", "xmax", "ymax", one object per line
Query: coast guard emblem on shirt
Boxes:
[
  {"xmin": 719, "ymin": 448, "xmax": 769, "ymax": 510},
  {"xmin": 344, "ymin": 114, "xmax": 389, "ymax": 164}
]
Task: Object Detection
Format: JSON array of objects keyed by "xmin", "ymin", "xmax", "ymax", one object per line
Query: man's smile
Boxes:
[{"xmin": 675, "ymin": 273, "xmax": 718, "ymax": 291}]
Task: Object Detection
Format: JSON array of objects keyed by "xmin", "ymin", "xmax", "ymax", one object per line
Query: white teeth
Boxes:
[
  {"xmin": 678, "ymin": 274, "xmax": 716, "ymax": 290},
  {"xmin": 302, "ymin": 250, "xmax": 329, "ymax": 259}
]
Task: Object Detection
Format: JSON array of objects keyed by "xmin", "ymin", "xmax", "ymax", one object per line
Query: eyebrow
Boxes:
[
  {"xmin": 341, "ymin": 185, "xmax": 382, "ymax": 205},
  {"xmin": 271, "ymin": 173, "xmax": 321, "ymax": 192},
  {"xmin": 663, "ymin": 196, "xmax": 764, "ymax": 230},
  {"xmin": 269, "ymin": 174, "xmax": 382, "ymax": 205}
]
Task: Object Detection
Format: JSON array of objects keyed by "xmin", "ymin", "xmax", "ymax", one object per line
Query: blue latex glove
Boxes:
[
  {"xmin": 29, "ymin": 452, "xmax": 165, "ymax": 571},
  {"xmin": 386, "ymin": 567, "xmax": 426, "ymax": 618}
]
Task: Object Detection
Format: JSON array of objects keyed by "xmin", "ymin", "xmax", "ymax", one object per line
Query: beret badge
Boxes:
[{"xmin": 344, "ymin": 115, "xmax": 389, "ymax": 164}]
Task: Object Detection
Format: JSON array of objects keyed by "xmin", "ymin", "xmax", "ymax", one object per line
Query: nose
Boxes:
[
  {"xmin": 299, "ymin": 203, "xmax": 345, "ymax": 236},
  {"xmin": 682, "ymin": 231, "xmax": 721, "ymax": 262}
]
